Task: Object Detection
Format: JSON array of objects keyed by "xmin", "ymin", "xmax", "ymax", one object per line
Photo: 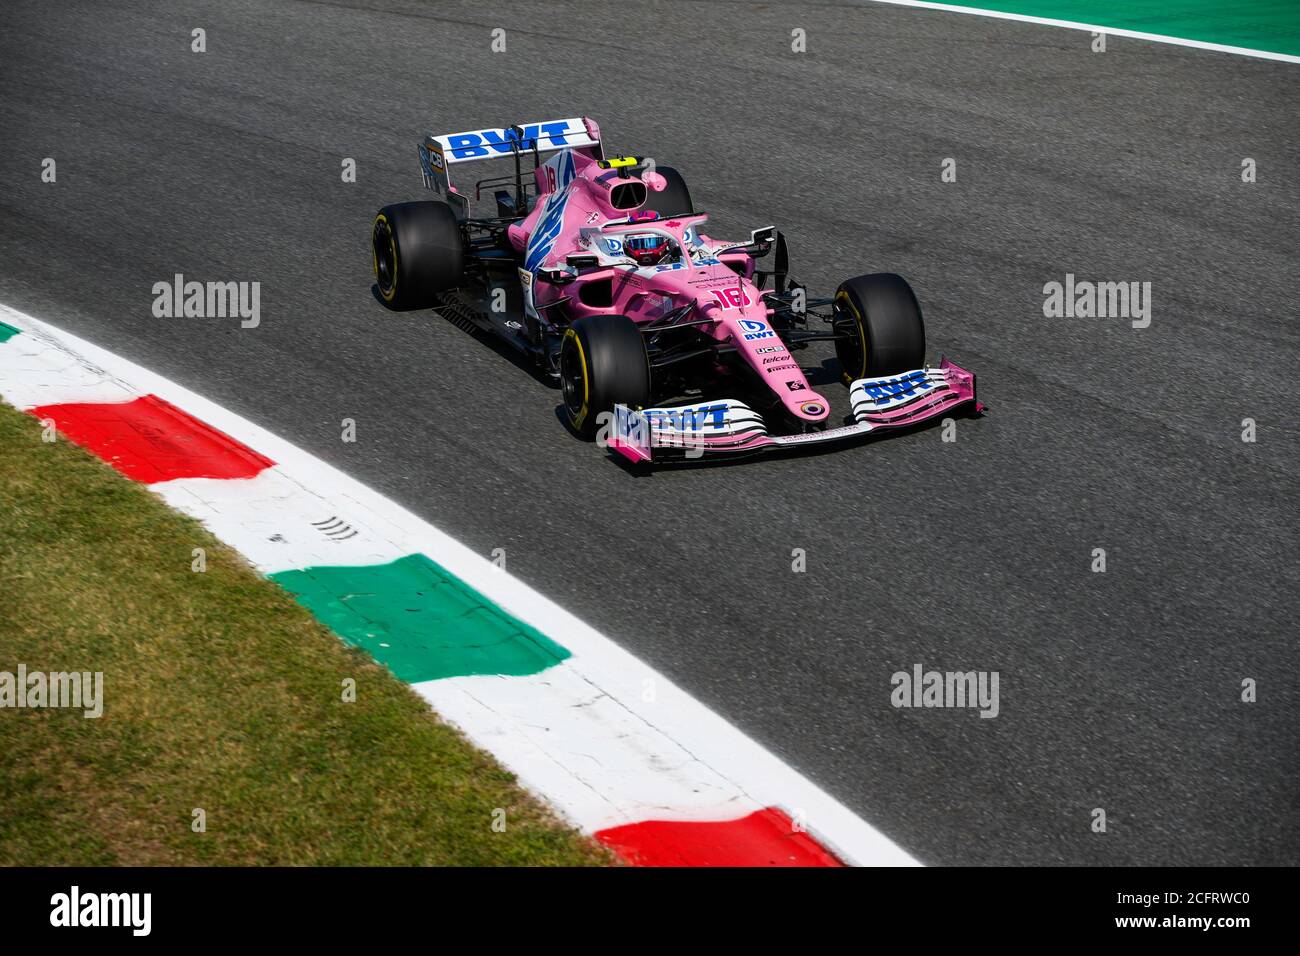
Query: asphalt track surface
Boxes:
[{"xmin": 2, "ymin": 0, "xmax": 1296, "ymax": 865}]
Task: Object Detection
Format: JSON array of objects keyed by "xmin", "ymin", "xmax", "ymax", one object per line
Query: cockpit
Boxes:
[{"xmin": 624, "ymin": 232, "xmax": 682, "ymax": 267}]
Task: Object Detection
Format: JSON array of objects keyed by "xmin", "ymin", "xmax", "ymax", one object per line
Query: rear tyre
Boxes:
[
  {"xmin": 833, "ymin": 273, "xmax": 926, "ymax": 383},
  {"xmin": 372, "ymin": 201, "xmax": 464, "ymax": 310},
  {"xmin": 639, "ymin": 166, "xmax": 693, "ymax": 218},
  {"xmin": 559, "ymin": 315, "xmax": 651, "ymax": 439}
]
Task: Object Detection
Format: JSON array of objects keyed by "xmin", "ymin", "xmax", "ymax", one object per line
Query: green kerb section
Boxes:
[
  {"xmin": 932, "ymin": 1, "xmax": 1300, "ymax": 58},
  {"xmin": 270, "ymin": 554, "xmax": 571, "ymax": 683},
  {"xmin": 0, "ymin": 321, "xmax": 21, "ymax": 343}
]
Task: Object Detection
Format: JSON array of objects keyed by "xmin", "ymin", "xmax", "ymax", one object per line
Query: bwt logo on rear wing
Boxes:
[
  {"xmin": 418, "ymin": 116, "xmax": 602, "ymax": 216},
  {"xmin": 429, "ymin": 117, "xmax": 601, "ymax": 162}
]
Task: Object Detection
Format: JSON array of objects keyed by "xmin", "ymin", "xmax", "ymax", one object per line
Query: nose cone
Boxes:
[
  {"xmin": 718, "ymin": 311, "xmax": 831, "ymax": 425},
  {"xmin": 783, "ymin": 390, "xmax": 831, "ymax": 423}
]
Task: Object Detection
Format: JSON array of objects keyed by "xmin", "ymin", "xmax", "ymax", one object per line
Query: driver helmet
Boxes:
[{"xmin": 625, "ymin": 232, "xmax": 674, "ymax": 267}]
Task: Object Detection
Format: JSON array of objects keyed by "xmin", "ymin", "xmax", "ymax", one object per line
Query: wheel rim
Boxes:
[
  {"xmin": 833, "ymin": 291, "xmax": 867, "ymax": 381},
  {"xmin": 560, "ymin": 334, "xmax": 587, "ymax": 422},
  {"xmin": 372, "ymin": 217, "xmax": 396, "ymax": 295}
]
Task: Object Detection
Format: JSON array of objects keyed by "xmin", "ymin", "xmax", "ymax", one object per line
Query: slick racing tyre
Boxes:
[
  {"xmin": 833, "ymin": 272, "xmax": 926, "ymax": 383},
  {"xmin": 560, "ymin": 315, "xmax": 651, "ymax": 439},
  {"xmin": 372, "ymin": 201, "xmax": 464, "ymax": 310},
  {"xmin": 639, "ymin": 165, "xmax": 693, "ymax": 218}
]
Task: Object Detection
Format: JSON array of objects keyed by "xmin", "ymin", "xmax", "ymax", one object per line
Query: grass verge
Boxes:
[{"xmin": 0, "ymin": 400, "xmax": 609, "ymax": 865}]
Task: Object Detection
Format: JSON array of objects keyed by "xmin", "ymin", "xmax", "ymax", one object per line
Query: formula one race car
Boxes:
[{"xmin": 371, "ymin": 116, "xmax": 979, "ymax": 462}]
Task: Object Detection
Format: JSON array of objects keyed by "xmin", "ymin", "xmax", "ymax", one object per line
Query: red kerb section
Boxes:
[
  {"xmin": 595, "ymin": 807, "xmax": 846, "ymax": 867},
  {"xmin": 30, "ymin": 394, "xmax": 273, "ymax": 483}
]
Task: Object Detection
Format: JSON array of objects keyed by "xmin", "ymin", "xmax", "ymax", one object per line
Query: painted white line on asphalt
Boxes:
[
  {"xmin": 0, "ymin": 303, "xmax": 920, "ymax": 865},
  {"xmin": 864, "ymin": 0, "xmax": 1300, "ymax": 64}
]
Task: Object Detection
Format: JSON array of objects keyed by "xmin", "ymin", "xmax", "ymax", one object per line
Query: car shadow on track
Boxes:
[{"xmin": 371, "ymin": 282, "xmax": 562, "ymax": 390}]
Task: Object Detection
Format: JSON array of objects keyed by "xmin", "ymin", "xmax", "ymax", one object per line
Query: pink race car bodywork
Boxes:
[
  {"xmin": 504, "ymin": 143, "xmax": 831, "ymax": 427},
  {"xmin": 411, "ymin": 115, "xmax": 980, "ymax": 463}
]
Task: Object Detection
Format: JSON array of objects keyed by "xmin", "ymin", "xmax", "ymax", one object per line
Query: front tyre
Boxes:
[
  {"xmin": 833, "ymin": 273, "xmax": 926, "ymax": 383},
  {"xmin": 560, "ymin": 315, "xmax": 651, "ymax": 439},
  {"xmin": 372, "ymin": 201, "xmax": 464, "ymax": 310}
]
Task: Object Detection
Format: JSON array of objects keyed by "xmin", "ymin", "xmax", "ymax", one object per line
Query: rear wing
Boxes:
[{"xmin": 418, "ymin": 116, "xmax": 603, "ymax": 218}]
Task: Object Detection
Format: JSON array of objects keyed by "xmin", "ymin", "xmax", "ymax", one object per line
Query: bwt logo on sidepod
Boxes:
[
  {"xmin": 446, "ymin": 121, "xmax": 577, "ymax": 159},
  {"xmin": 739, "ymin": 319, "xmax": 774, "ymax": 341}
]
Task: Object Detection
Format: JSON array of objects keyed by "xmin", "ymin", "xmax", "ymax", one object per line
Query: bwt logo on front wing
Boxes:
[
  {"xmin": 645, "ymin": 403, "xmax": 729, "ymax": 431},
  {"xmin": 863, "ymin": 370, "xmax": 932, "ymax": 403},
  {"xmin": 50, "ymin": 886, "xmax": 151, "ymax": 936},
  {"xmin": 152, "ymin": 274, "xmax": 260, "ymax": 328}
]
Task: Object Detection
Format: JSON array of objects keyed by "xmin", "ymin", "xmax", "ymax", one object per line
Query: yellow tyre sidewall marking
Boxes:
[
  {"xmin": 374, "ymin": 213, "xmax": 398, "ymax": 302},
  {"xmin": 563, "ymin": 328, "xmax": 590, "ymax": 428},
  {"xmin": 835, "ymin": 289, "xmax": 868, "ymax": 383}
]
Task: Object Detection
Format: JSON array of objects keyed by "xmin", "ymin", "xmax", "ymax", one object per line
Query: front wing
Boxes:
[{"xmin": 609, "ymin": 359, "xmax": 978, "ymax": 464}]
